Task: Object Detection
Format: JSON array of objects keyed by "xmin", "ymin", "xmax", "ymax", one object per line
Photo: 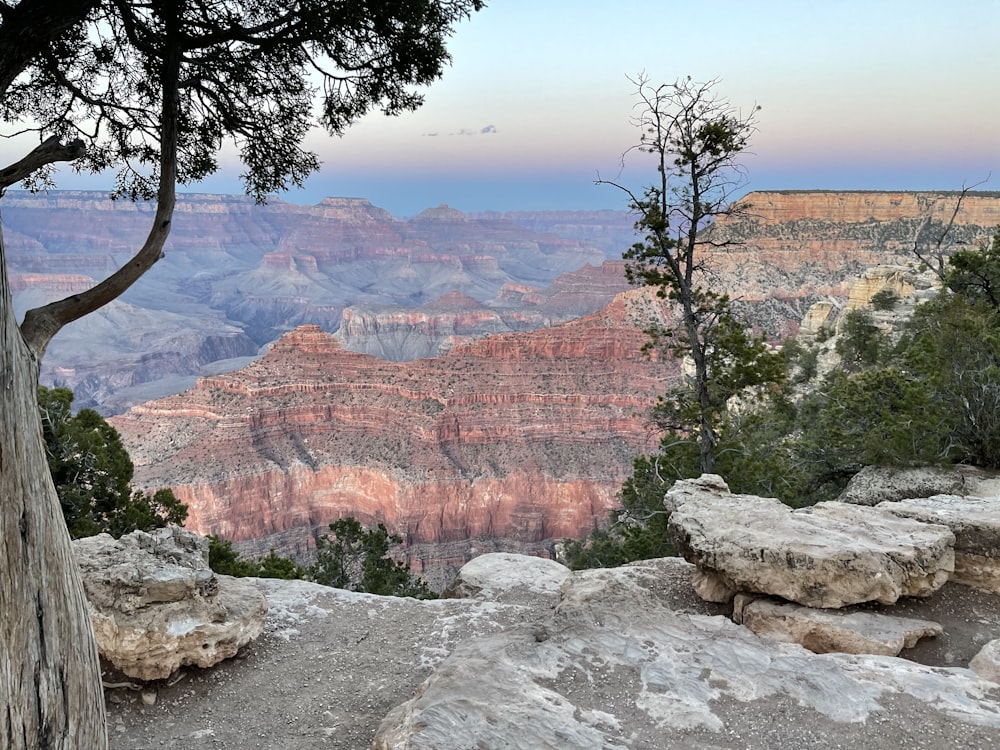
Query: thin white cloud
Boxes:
[{"xmin": 422, "ymin": 125, "xmax": 498, "ymax": 137}]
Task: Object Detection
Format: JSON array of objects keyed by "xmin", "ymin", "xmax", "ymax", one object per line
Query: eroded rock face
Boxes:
[
  {"xmin": 837, "ymin": 464, "xmax": 993, "ymax": 506},
  {"xmin": 736, "ymin": 595, "xmax": 943, "ymax": 656},
  {"xmin": 664, "ymin": 475, "xmax": 955, "ymax": 608},
  {"xmin": 877, "ymin": 494, "xmax": 1000, "ymax": 593},
  {"xmin": 73, "ymin": 526, "xmax": 267, "ymax": 681},
  {"xmin": 112, "ymin": 295, "xmax": 677, "ymax": 584}
]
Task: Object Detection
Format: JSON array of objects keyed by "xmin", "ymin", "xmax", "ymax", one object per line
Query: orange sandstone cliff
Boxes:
[{"xmin": 112, "ymin": 290, "xmax": 676, "ymax": 586}]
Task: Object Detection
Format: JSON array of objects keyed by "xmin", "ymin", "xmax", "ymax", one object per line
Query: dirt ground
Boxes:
[{"xmin": 105, "ymin": 576, "xmax": 1000, "ymax": 750}]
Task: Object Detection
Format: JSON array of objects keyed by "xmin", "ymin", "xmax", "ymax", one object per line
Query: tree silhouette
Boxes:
[{"xmin": 0, "ymin": 3, "xmax": 482, "ymax": 746}]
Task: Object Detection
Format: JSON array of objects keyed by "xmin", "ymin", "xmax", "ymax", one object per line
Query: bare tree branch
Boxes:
[{"xmin": 0, "ymin": 135, "xmax": 85, "ymax": 191}]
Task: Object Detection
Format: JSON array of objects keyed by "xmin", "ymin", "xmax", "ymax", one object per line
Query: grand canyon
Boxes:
[{"xmin": 13, "ymin": 189, "xmax": 1000, "ymax": 584}]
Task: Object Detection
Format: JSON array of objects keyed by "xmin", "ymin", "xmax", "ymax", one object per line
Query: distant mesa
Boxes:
[
  {"xmin": 412, "ymin": 204, "xmax": 468, "ymax": 222},
  {"xmin": 423, "ymin": 290, "xmax": 484, "ymax": 312}
]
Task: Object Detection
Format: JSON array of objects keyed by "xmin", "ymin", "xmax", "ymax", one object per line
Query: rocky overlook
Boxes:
[{"xmin": 112, "ymin": 290, "xmax": 677, "ymax": 586}]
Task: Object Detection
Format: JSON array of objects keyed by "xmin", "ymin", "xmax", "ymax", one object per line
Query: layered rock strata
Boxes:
[
  {"xmin": 664, "ymin": 475, "xmax": 955, "ymax": 608},
  {"xmin": 12, "ymin": 190, "xmax": 1000, "ymax": 413},
  {"xmin": 113, "ymin": 291, "xmax": 677, "ymax": 584},
  {"xmin": 878, "ymin": 495, "xmax": 1000, "ymax": 593},
  {"xmin": 734, "ymin": 595, "xmax": 943, "ymax": 656}
]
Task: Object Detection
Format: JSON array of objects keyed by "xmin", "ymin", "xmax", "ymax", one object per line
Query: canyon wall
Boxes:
[
  {"xmin": 106, "ymin": 189, "xmax": 1000, "ymax": 585},
  {"xmin": 4, "ymin": 192, "xmax": 619, "ymax": 412},
  {"xmin": 112, "ymin": 291, "xmax": 676, "ymax": 586}
]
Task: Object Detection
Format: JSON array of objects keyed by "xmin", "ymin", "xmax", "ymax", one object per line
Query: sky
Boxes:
[{"xmin": 15, "ymin": 0, "xmax": 1000, "ymax": 216}]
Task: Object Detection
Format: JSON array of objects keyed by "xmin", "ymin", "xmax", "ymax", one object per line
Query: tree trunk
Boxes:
[{"xmin": 0, "ymin": 229, "xmax": 107, "ymax": 748}]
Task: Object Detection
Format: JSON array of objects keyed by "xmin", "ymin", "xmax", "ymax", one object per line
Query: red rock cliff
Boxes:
[{"xmin": 112, "ymin": 291, "xmax": 676, "ymax": 585}]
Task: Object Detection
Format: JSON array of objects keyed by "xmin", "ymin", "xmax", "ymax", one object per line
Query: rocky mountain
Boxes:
[
  {"xmin": 102, "ymin": 189, "xmax": 1000, "ymax": 582},
  {"xmin": 336, "ymin": 260, "xmax": 635, "ymax": 359},
  {"xmin": 111, "ymin": 290, "xmax": 678, "ymax": 586},
  {"xmin": 4, "ymin": 191, "xmax": 623, "ymax": 412},
  {"xmin": 8, "ymin": 189, "xmax": 999, "ymax": 413}
]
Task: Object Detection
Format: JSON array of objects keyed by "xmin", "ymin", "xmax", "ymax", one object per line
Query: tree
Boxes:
[
  {"xmin": 561, "ymin": 455, "xmax": 675, "ymax": 570},
  {"xmin": 207, "ymin": 536, "xmax": 305, "ymax": 580},
  {"xmin": 835, "ymin": 309, "xmax": 884, "ymax": 372},
  {"xmin": 40, "ymin": 386, "xmax": 187, "ymax": 538},
  {"xmin": 307, "ymin": 517, "xmax": 435, "ymax": 599},
  {"xmin": 599, "ymin": 75, "xmax": 773, "ymax": 474},
  {"xmin": 0, "ymin": 3, "xmax": 481, "ymax": 746}
]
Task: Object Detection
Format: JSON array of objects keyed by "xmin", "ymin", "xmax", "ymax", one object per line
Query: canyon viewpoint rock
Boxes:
[{"xmin": 74, "ymin": 526, "xmax": 267, "ymax": 681}]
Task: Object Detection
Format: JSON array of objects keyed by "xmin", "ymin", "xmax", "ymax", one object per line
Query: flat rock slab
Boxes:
[
  {"xmin": 374, "ymin": 557, "xmax": 1000, "ymax": 749},
  {"xmin": 878, "ymin": 495, "xmax": 1000, "ymax": 593},
  {"xmin": 74, "ymin": 526, "xmax": 267, "ymax": 681},
  {"xmin": 665, "ymin": 475, "xmax": 955, "ymax": 608},
  {"xmin": 103, "ymin": 556, "xmax": 1000, "ymax": 750},
  {"xmin": 735, "ymin": 595, "xmax": 943, "ymax": 656},
  {"xmin": 441, "ymin": 552, "xmax": 571, "ymax": 606}
]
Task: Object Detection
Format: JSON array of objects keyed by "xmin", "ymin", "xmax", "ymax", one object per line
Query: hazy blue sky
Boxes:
[{"xmin": 27, "ymin": 1, "xmax": 1000, "ymax": 215}]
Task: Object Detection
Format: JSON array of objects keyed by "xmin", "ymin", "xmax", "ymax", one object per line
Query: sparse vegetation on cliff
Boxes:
[
  {"xmin": 565, "ymin": 226, "xmax": 1000, "ymax": 570},
  {"xmin": 208, "ymin": 518, "xmax": 436, "ymax": 599}
]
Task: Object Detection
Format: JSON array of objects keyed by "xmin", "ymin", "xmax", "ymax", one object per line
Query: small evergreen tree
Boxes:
[
  {"xmin": 308, "ymin": 517, "xmax": 435, "ymax": 599},
  {"xmin": 39, "ymin": 386, "xmax": 187, "ymax": 538},
  {"xmin": 600, "ymin": 75, "xmax": 767, "ymax": 474},
  {"xmin": 207, "ymin": 536, "xmax": 305, "ymax": 580}
]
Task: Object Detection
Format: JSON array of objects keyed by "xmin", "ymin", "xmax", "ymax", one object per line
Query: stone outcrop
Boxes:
[
  {"xmin": 370, "ymin": 555, "xmax": 1000, "ymax": 750},
  {"xmin": 971, "ymin": 640, "xmax": 1000, "ymax": 684},
  {"xmin": 664, "ymin": 475, "xmax": 955, "ymax": 608},
  {"xmin": 734, "ymin": 595, "xmax": 943, "ymax": 656},
  {"xmin": 73, "ymin": 526, "xmax": 267, "ymax": 681},
  {"xmin": 112, "ymin": 292, "xmax": 677, "ymax": 586},
  {"xmin": 101, "ymin": 553, "xmax": 1000, "ymax": 749},
  {"xmin": 440, "ymin": 552, "xmax": 571, "ymax": 604},
  {"xmin": 837, "ymin": 464, "xmax": 984, "ymax": 505},
  {"xmin": 877, "ymin": 495, "xmax": 1000, "ymax": 593}
]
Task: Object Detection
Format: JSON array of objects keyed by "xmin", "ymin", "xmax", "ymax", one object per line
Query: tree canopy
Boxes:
[
  {"xmin": 308, "ymin": 517, "xmax": 435, "ymax": 599},
  {"xmin": 5, "ymin": 0, "xmax": 484, "ymax": 359},
  {"xmin": 39, "ymin": 386, "xmax": 187, "ymax": 538},
  {"xmin": 0, "ymin": 3, "xmax": 482, "ymax": 746}
]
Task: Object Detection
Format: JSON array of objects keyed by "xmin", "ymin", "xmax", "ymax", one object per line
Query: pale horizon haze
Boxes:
[{"xmin": 9, "ymin": 0, "xmax": 1000, "ymax": 216}]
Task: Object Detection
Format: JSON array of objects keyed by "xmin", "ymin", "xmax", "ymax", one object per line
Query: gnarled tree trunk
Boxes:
[{"xmin": 0, "ymin": 230, "xmax": 107, "ymax": 748}]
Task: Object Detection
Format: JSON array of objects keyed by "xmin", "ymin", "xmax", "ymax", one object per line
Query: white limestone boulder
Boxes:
[
  {"xmin": 877, "ymin": 494, "xmax": 1000, "ymax": 593},
  {"xmin": 73, "ymin": 526, "xmax": 267, "ymax": 681},
  {"xmin": 664, "ymin": 475, "xmax": 955, "ymax": 608},
  {"xmin": 736, "ymin": 595, "xmax": 943, "ymax": 656},
  {"xmin": 441, "ymin": 552, "xmax": 571, "ymax": 606},
  {"xmin": 970, "ymin": 640, "xmax": 1000, "ymax": 684}
]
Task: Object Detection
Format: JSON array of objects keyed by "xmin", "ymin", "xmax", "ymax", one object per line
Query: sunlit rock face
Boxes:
[
  {"xmin": 111, "ymin": 290, "xmax": 677, "ymax": 587},
  {"xmin": 700, "ymin": 190, "xmax": 1000, "ymax": 334}
]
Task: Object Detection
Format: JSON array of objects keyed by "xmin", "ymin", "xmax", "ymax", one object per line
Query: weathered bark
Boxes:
[
  {"xmin": 0, "ymin": 12, "xmax": 179, "ymax": 746},
  {"xmin": 0, "ymin": 230, "xmax": 108, "ymax": 748}
]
